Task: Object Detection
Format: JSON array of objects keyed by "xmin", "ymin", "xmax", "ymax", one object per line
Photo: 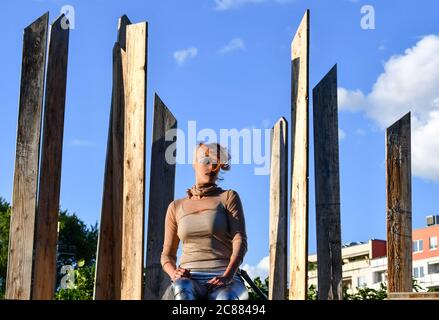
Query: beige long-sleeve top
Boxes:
[{"xmin": 160, "ymin": 189, "xmax": 247, "ymax": 271}]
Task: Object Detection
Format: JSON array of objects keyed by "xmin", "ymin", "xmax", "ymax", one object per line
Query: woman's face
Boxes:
[{"xmin": 193, "ymin": 145, "xmax": 220, "ymax": 185}]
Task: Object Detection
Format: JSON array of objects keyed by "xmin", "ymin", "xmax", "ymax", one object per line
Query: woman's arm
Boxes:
[
  {"xmin": 163, "ymin": 263, "xmax": 191, "ymax": 282},
  {"xmin": 223, "ymin": 255, "xmax": 242, "ymax": 279},
  {"xmin": 226, "ymin": 190, "xmax": 248, "ymax": 264},
  {"xmin": 207, "ymin": 190, "xmax": 247, "ymax": 291},
  {"xmin": 206, "ymin": 255, "xmax": 242, "ymax": 291},
  {"xmin": 161, "ymin": 201, "xmax": 191, "ymax": 281}
]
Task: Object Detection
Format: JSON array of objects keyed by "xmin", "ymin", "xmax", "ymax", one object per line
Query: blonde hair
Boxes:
[{"xmin": 193, "ymin": 142, "xmax": 231, "ymax": 180}]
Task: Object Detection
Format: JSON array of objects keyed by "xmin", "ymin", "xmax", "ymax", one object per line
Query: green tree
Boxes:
[
  {"xmin": 345, "ymin": 282, "xmax": 387, "ymax": 300},
  {"xmin": 0, "ymin": 198, "xmax": 11, "ymax": 299},
  {"xmin": 55, "ymin": 210, "xmax": 98, "ymax": 299},
  {"xmin": 57, "ymin": 209, "xmax": 98, "ymax": 268},
  {"xmin": 54, "ymin": 260, "xmax": 95, "ymax": 300},
  {"xmin": 247, "ymin": 276, "xmax": 269, "ymax": 300},
  {"xmin": 0, "ymin": 197, "xmax": 98, "ymax": 300},
  {"xmin": 307, "ymin": 284, "xmax": 318, "ymax": 300}
]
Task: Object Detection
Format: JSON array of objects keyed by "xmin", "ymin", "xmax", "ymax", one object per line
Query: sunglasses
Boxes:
[
  {"xmin": 198, "ymin": 156, "xmax": 220, "ymax": 165},
  {"xmin": 198, "ymin": 156, "xmax": 221, "ymax": 172}
]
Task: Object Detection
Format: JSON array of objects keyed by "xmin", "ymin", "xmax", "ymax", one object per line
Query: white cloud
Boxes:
[
  {"xmin": 339, "ymin": 128, "xmax": 346, "ymax": 140},
  {"xmin": 412, "ymin": 111, "xmax": 439, "ymax": 181},
  {"xmin": 70, "ymin": 139, "xmax": 94, "ymax": 147},
  {"xmin": 214, "ymin": 0, "xmax": 265, "ymax": 10},
  {"xmin": 213, "ymin": 0, "xmax": 293, "ymax": 11},
  {"xmin": 338, "ymin": 88, "xmax": 366, "ymax": 112},
  {"xmin": 218, "ymin": 38, "xmax": 245, "ymax": 54},
  {"xmin": 339, "ymin": 35, "xmax": 439, "ymax": 182},
  {"xmin": 356, "ymin": 128, "xmax": 366, "ymax": 135},
  {"xmin": 173, "ymin": 47, "xmax": 198, "ymax": 65},
  {"xmin": 241, "ymin": 256, "xmax": 269, "ymax": 280}
]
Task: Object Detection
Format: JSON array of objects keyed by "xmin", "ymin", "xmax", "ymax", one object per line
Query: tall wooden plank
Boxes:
[
  {"xmin": 313, "ymin": 65, "xmax": 343, "ymax": 300},
  {"xmin": 289, "ymin": 9, "xmax": 310, "ymax": 300},
  {"xmin": 121, "ymin": 22, "xmax": 148, "ymax": 300},
  {"xmin": 94, "ymin": 101, "xmax": 117, "ymax": 299},
  {"xmin": 269, "ymin": 117, "xmax": 288, "ymax": 300},
  {"xmin": 94, "ymin": 15, "xmax": 131, "ymax": 300},
  {"xmin": 117, "ymin": 15, "xmax": 131, "ymax": 50},
  {"xmin": 386, "ymin": 112, "xmax": 412, "ymax": 293},
  {"xmin": 32, "ymin": 14, "xmax": 70, "ymax": 300},
  {"xmin": 144, "ymin": 94, "xmax": 177, "ymax": 300},
  {"xmin": 6, "ymin": 13, "xmax": 48, "ymax": 300}
]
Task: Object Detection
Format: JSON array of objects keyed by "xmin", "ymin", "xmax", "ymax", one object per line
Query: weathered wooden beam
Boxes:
[
  {"xmin": 6, "ymin": 13, "xmax": 49, "ymax": 300},
  {"xmin": 388, "ymin": 292, "xmax": 439, "ymax": 300},
  {"xmin": 117, "ymin": 15, "xmax": 131, "ymax": 50},
  {"xmin": 94, "ymin": 100, "xmax": 117, "ymax": 299},
  {"xmin": 269, "ymin": 117, "xmax": 288, "ymax": 300},
  {"xmin": 386, "ymin": 112, "xmax": 412, "ymax": 293},
  {"xmin": 32, "ymin": 14, "xmax": 70, "ymax": 300},
  {"xmin": 94, "ymin": 15, "xmax": 131, "ymax": 300},
  {"xmin": 94, "ymin": 44, "xmax": 125, "ymax": 300},
  {"xmin": 121, "ymin": 21, "xmax": 148, "ymax": 300},
  {"xmin": 144, "ymin": 93, "xmax": 177, "ymax": 300},
  {"xmin": 289, "ymin": 9, "xmax": 310, "ymax": 300},
  {"xmin": 313, "ymin": 65, "xmax": 343, "ymax": 300}
]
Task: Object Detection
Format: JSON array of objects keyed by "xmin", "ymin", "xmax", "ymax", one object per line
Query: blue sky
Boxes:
[{"xmin": 1, "ymin": 0, "xmax": 439, "ymax": 280}]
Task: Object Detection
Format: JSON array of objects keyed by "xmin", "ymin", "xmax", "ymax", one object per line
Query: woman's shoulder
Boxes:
[
  {"xmin": 223, "ymin": 188, "xmax": 240, "ymax": 197},
  {"xmin": 219, "ymin": 189, "xmax": 241, "ymax": 203},
  {"xmin": 168, "ymin": 197, "xmax": 186, "ymax": 208}
]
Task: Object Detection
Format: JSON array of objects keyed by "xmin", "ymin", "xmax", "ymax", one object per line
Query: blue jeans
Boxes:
[{"xmin": 172, "ymin": 270, "xmax": 249, "ymax": 300}]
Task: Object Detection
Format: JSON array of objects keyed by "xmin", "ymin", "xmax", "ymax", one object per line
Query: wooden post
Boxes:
[
  {"xmin": 269, "ymin": 117, "xmax": 288, "ymax": 300},
  {"xmin": 312, "ymin": 65, "xmax": 343, "ymax": 300},
  {"xmin": 289, "ymin": 9, "xmax": 310, "ymax": 300},
  {"xmin": 121, "ymin": 21, "xmax": 148, "ymax": 300},
  {"xmin": 6, "ymin": 13, "xmax": 48, "ymax": 300},
  {"xmin": 94, "ymin": 15, "xmax": 130, "ymax": 300},
  {"xmin": 144, "ymin": 94, "xmax": 177, "ymax": 300},
  {"xmin": 386, "ymin": 112, "xmax": 412, "ymax": 293},
  {"xmin": 388, "ymin": 292, "xmax": 439, "ymax": 300},
  {"xmin": 32, "ymin": 14, "xmax": 70, "ymax": 300}
]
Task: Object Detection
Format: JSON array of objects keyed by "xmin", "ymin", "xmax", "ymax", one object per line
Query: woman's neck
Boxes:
[{"xmin": 195, "ymin": 181, "xmax": 217, "ymax": 188}]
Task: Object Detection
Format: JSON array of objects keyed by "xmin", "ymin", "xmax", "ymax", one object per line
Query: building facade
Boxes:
[{"xmin": 308, "ymin": 215, "xmax": 439, "ymax": 293}]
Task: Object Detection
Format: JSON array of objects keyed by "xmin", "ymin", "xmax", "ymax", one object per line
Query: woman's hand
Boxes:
[
  {"xmin": 171, "ymin": 267, "xmax": 192, "ymax": 281},
  {"xmin": 205, "ymin": 274, "xmax": 233, "ymax": 291}
]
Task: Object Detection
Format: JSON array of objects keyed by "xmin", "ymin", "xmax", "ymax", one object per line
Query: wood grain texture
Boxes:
[
  {"xmin": 6, "ymin": 12, "xmax": 48, "ymax": 300},
  {"xmin": 94, "ymin": 15, "xmax": 131, "ymax": 300},
  {"xmin": 289, "ymin": 9, "xmax": 310, "ymax": 300},
  {"xmin": 269, "ymin": 117, "xmax": 288, "ymax": 300},
  {"xmin": 121, "ymin": 21, "xmax": 148, "ymax": 300},
  {"xmin": 144, "ymin": 93, "xmax": 177, "ymax": 300},
  {"xmin": 312, "ymin": 65, "xmax": 343, "ymax": 300},
  {"xmin": 388, "ymin": 292, "xmax": 439, "ymax": 300},
  {"xmin": 386, "ymin": 112, "xmax": 412, "ymax": 293},
  {"xmin": 32, "ymin": 14, "xmax": 70, "ymax": 300}
]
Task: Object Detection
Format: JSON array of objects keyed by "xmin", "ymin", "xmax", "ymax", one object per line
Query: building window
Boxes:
[
  {"xmin": 430, "ymin": 236, "xmax": 438, "ymax": 250},
  {"xmin": 413, "ymin": 266, "xmax": 424, "ymax": 278},
  {"xmin": 428, "ymin": 262, "xmax": 439, "ymax": 275},
  {"xmin": 413, "ymin": 239, "xmax": 423, "ymax": 253},
  {"xmin": 357, "ymin": 275, "xmax": 367, "ymax": 288},
  {"xmin": 373, "ymin": 271, "xmax": 386, "ymax": 284},
  {"xmin": 342, "ymin": 278, "xmax": 352, "ymax": 290}
]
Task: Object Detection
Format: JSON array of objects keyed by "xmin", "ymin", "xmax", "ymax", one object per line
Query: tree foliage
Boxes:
[
  {"xmin": 0, "ymin": 197, "xmax": 98, "ymax": 300},
  {"xmin": 247, "ymin": 276, "xmax": 269, "ymax": 300},
  {"xmin": 0, "ymin": 198, "xmax": 11, "ymax": 299},
  {"xmin": 54, "ymin": 261, "xmax": 95, "ymax": 300}
]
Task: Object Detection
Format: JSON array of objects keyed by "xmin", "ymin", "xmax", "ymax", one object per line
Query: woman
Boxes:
[{"xmin": 160, "ymin": 142, "xmax": 249, "ymax": 300}]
